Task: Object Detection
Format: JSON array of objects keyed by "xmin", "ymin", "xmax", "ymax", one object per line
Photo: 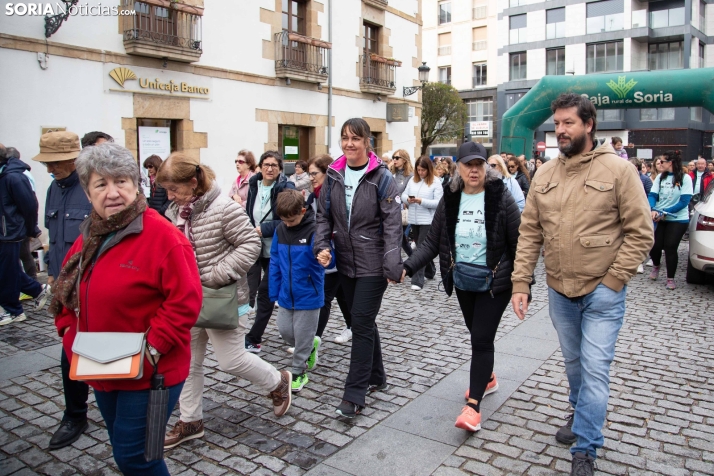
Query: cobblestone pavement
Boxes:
[{"xmin": 0, "ymin": 244, "xmax": 712, "ymax": 475}]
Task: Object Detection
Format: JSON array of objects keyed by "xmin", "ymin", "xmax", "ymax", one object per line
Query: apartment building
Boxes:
[
  {"xmin": 0, "ymin": 0, "xmax": 422, "ymax": 228},
  {"xmin": 423, "ymin": 0, "xmax": 500, "ymax": 156},
  {"xmin": 498, "ymin": 0, "xmax": 714, "ymax": 160}
]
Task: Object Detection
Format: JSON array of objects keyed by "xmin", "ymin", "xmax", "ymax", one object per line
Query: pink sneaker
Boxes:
[
  {"xmin": 465, "ymin": 373, "xmax": 498, "ymax": 400},
  {"xmin": 455, "ymin": 406, "xmax": 481, "ymax": 432},
  {"xmin": 666, "ymin": 279, "xmax": 676, "ymax": 290},
  {"xmin": 649, "ymin": 266, "xmax": 660, "ymax": 280}
]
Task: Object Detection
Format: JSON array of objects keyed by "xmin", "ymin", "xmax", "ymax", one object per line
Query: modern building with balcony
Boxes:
[
  {"xmin": 497, "ymin": 0, "xmax": 714, "ymax": 161},
  {"xmin": 0, "ymin": 0, "xmax": 423, "ymax": 230},
  {"xmin": 423, "ymin": 0, "xmax": 501, "ymax": 156}
]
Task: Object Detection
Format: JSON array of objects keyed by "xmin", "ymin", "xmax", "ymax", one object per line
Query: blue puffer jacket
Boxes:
[
  {"xmin": 269, "ymin": 208, "xmax": 330, "ymax": 310},
  {"xmin": 44, "ymin": 171, "xmax": 92, "ymax": 279},
  {"xmin": 0, "ymin": 158, "xmax": 39, "ymax": 242}
]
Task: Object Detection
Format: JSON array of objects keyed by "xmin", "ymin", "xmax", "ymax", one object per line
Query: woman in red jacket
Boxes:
[{"xmin": 50, "ymin": 143, "xmax": 202, "ymax": 476}]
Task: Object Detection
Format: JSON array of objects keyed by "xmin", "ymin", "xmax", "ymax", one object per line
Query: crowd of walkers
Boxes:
[{"xmin": 1, "ymin": 93, "xmax": 714, "ymax": 476}]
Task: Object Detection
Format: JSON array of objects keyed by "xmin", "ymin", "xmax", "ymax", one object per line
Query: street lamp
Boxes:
[{"xmin": 403, "ymin": 62, "xmax": 431, "ymax": 97}]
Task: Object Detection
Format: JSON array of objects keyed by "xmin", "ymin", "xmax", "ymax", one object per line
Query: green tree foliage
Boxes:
[{"xmin": 420, "ymin": 82, "xmax": 467, "ymax": 155}]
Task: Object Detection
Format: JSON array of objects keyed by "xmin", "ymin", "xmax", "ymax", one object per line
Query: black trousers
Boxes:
[
  {"xmin": 60, "ymin": 349, "xmax": 89, "ymax": 422},
  {"xmin": 455, "ymin": 288, "xmax": 511, "ymax": 405},
  {"xmin": 316, "ymin": 272, "xmax": 352, "ymax": 338},
  {"xmin": 340, "ymin": 275, "xmax": 387, "ymax": 407},
  {"xmin": 650, "ymin": 221, "xmax": 689, "ymax": 279},
  {"xmin": 0, "ymin": 241, "xmax": 42, "ymax": 316},
  {"xmin": 246, "ymin": 257, "xmax": 273, "ymax": 345},
  {"xmin": 409, "ymin": 225, "xmax": 436, "ymax": 287},
  {"xmin": 401, "ymin": 226, "xmax": 413, "ymax": 257},
  {"xmin": 20, "ymin": 237, "xmax": 37, "ymax": 279}
]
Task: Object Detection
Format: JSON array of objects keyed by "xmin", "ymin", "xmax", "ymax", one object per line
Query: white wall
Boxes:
[
  {"xmin": 565, "ymin": 3, "xmax": 586, "ymax": 38},
  {"xmin": 528, "ymin": 48, "xmax": 546, "ymax": 81},
  {"xmin": 527, "ymin": 10, "xmax": 545, "ymax": 43},
  {"xmin": 566, "ymin": 43, "xmax": 586, "ymax": 76}
]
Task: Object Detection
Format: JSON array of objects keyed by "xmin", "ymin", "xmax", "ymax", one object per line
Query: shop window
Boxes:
[
  {"xmin": 640, "ymin": 108, "xmax": 675, "ymax": 121},
  {"xmin": 597, "ymin": 109, "xmax": 624, "ymax": 121}
]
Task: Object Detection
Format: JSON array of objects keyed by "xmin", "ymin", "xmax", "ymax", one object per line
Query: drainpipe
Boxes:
[{"xmin": 327, "ymin": 0, "xmax": 333, "ymax": 151}]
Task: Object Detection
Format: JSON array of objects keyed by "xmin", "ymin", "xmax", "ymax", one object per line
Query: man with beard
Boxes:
[{"xmin": 510, "ymin": 94, "xmax": 653, "ymax": 476}]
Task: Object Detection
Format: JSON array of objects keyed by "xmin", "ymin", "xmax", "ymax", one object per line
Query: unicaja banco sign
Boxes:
[
  {"xmin": 582, "ymin": 75, "xmax": 673, "ymax": 106},
  {"xmin": 108, "ymin": 67, "xmax": 210, "ymax": 96}
]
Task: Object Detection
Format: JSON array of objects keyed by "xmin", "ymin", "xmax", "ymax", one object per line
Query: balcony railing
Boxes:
[
  {"xmin": 121, "ymin": 0, "xmax": 202, "ymax": 63},
  {"xmin": 473, "ymin": 41, "xmax": 487, "ymax": 51},
  {"xmin": 473, "ymin": 5, "xmax": 487, "ymax": 20},
  {"xmin": 275, "ymin": 31, "xmax": 330, "ymax": 84},
  {"xmin": 359, "ymin": 54, "xmax": 399, "ymax": 95},
  {"xmin": 438, "ymin": 45, "xmax": 451, "ymax": 56}
]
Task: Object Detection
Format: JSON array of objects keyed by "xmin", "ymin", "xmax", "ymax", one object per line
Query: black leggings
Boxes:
[
  {"xmin": 650, "ymin": 221, "xmax": 688, "ymax": 279},
  {"xmin": 455, "ymin": 289, "xmax": 511, "ymax": 408},
  {"xmin": 316, "ymin": 272, "xmax": 352, "ymax": 338}
]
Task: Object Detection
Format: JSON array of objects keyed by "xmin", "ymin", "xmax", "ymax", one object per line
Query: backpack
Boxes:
[{"xmin": 324, "ymin": 169, "xmax": 394, "ymax": 235}]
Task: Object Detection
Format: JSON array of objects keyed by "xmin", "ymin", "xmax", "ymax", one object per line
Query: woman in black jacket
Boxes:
[
  {"xmin": 507, "ymin": 156, "xmax": 530, "ymax": 197},
  {"xmin": 400, "ymin": 142, "xmax": 521, "ymax": 433},
  {"xmin": 144, "ymin": 155, "xmax": 170, "ymax": 216}
]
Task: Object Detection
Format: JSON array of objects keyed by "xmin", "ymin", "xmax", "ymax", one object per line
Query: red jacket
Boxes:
[
  {"xmin": 55, "ymin": 208, "xmax": 202, "ymax": 392},
  {"xmin": 690, "ymin": 170, "xmax": 713, "ymax": 195}
]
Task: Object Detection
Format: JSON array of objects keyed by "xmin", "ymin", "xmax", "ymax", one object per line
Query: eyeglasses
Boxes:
[
  {"xmin": 262, "ymin": 163, "xmax": 280, "ymax": 169},
  {"xmin": 235, "ymin": 160, "xmax": 246, "ymax": 165},
  {"xmin": 308, "ymin": 172, "xmax": 321, "ymax": 178}
]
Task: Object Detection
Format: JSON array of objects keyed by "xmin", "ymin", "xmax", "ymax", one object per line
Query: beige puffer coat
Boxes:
[{"xmin": 166, "ymin": 185, "xmax": 260, "ymax": 305}]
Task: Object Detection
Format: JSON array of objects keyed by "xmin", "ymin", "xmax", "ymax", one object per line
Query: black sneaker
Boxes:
[
  {"xmin": 556, "ymin": 413, "xmax": 577, "ymax": 445},
  {"xmin": 245, "ymin": 339, "xmax": 261, "ymax": 353},
  {"xmin": 335, "ymin": 400, "xmax": 363, "ymax": 418},
  {"xmin": 570, "ymin": 452, "xmax": 595, "ymax": 476},
  {"xmin": 368, "ymin": 382, "xmax": 389, "ymax": 394}
]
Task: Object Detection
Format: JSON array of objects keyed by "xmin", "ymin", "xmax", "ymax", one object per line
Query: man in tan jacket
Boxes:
[{"xmin": 511, "ymin": 93, "xmax": 653, "ymax": 476}]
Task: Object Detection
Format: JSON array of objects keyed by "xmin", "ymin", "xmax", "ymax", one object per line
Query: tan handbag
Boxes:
[{"xmin": 69, "ymin": 257, "xmax": 147, "ymax": 381}]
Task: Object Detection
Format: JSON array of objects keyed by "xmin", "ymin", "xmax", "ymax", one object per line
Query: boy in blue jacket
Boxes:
[{"xmin": 270, "ymin": 190, "xmax": 329, "ymax": 392}]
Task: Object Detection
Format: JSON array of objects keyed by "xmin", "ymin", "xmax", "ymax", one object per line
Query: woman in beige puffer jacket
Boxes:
[{"xmin": 158, "ymin": 154, "xmax": 292, "ymax": 450}]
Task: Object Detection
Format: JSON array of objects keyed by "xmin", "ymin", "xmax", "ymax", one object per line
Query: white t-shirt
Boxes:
[
  {"xmin": 344, "ymin": 164, "xmax": 367, "ymax": 228},
  {"xmin": 455, "ymin": 191, "xmax": 487, "ymax": 265},
  {"xmin": 693, "ymin": 170, "xmax": 705, "ymax": 195}
]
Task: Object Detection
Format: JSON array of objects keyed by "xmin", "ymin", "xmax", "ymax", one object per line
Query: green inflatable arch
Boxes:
[{"xmin": 499, "ymin": 68, "xmax": 714, "ymax": 157}]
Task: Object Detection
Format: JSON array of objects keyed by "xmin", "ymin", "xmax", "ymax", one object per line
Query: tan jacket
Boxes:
[
  {"xmin": 512, "ymin": 142, "xmax": 653, "ymax": 297},
  {"xmin": 166, "ymin": 185, "xmax": 261, "ymax": 305}
]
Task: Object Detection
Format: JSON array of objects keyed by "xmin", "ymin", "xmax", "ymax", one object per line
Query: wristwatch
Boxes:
[{"xmin": 147, "ymin": 344, "xmax": 160, "ymax": 357}]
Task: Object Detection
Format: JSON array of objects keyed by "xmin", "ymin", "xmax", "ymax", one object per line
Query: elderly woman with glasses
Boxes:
[
  {"xmin": 229, "ymin": 149, "xmax": 257, "ymax": 206},
  {"xmin": 244, "ymin": 152, "xmax": 296, "ymax": 352},
  {"xmin": 487, "ymin": 155, "xmax": 525, "ymax": 212},
  {"xmin": 50, "ymin": 143, "xmax": 202, "ymax": 475}
]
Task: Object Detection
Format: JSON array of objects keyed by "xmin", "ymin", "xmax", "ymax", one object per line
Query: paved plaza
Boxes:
[{"xmin": 0, "ymin": 245, "xmax": 713, "ymax": 476}]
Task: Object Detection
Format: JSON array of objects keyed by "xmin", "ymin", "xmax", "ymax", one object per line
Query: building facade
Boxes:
[
  {"xmin": 497, "ymin": 0, "xmax": 714, "ymax": 161},
  {"xmin": 422, "ymin": 0, "xmax": 500, "ymax": 156},
  {"xmin": 0, "ymin": 0, "xmax": 423, "ymax": 232}
]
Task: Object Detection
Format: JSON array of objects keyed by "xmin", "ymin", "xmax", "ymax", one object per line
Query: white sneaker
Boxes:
[
  {"xmin": 33, "ymin": 284, "xmax": 49, "ymax": 310},
  {"xmin": 275, "ymin": 302, "xmax": 280, "ymax": 309},
  {"xmin": 287, "ymin": 347, "xmax": 294, "ymax": 354},
  {"xmin": 335, "ymin": 327, "xmax": 352, "ymax": 344},
  {"xmin": 410, "ymin": 242, "xmax": 417, "ymax": 250},
  {"xmin": 637, "ymin": 264, "xmax": 644, "ymax": 274},
  {"xmin": 645, "ymin": 259, "xmax": 653, "ymax": 267},
  {"xmin": 0, "ymin": 312, "xmax": 26, "ymax": 326},
  {"xmin": 411, "ymin": 285, "xmax": 422, "ymax": 291}
]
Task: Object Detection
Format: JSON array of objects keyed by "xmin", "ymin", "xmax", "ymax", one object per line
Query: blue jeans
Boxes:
[
  {"xmin": 548, "ymin": 284, "xmax": 625, "ymax": 459},
  {"xmin": 95, "ymin": 383, "xmax": 184, "ymax": 475}
]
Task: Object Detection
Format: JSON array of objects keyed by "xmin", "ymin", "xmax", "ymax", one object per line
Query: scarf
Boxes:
[
  {"xmin": 314, "ymin": 184, "xmax": 322, "ymax": 198},
  {"xmin": 175, "ymin": 196, "xmax": 200, "ymax": 245},
  {"xmin": 49, "ymin": 195, "xmax": 148, "ymax": 317}
]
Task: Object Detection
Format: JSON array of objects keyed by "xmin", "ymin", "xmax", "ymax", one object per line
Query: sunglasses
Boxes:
[
  {"xmin": 393, "ymin": 156, "xmax": 402, "ymax": 160},
  {"xmin": 235, "ymin": 159, "xmax": 246, "ymax": 164}
]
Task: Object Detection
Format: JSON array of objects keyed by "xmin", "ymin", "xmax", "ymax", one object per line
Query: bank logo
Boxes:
[
  {"xmin": 606, "ymin": 75, "xmax": 638, "ymax": 99},
  {"xmin": 109, "ymin": 67, "xmax": 137, "ymax": 88}
]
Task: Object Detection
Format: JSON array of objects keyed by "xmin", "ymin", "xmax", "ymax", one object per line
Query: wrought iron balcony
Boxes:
[
  {"xmin": 275, "ymin": 31, "xmax": 330, "ymax": 84},
  {"xmin": 360, "ymin": 54, "xmax": 400, "ymax": 96},
  {"xmin": 121, "ymin": 0, "xmax": 202, "ymax": 63}
]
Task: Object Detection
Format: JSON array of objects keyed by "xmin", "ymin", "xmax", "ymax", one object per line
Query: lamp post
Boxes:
[{"xmin": 403, "ymin": 62, "xmax": 430, "ymax": 97}]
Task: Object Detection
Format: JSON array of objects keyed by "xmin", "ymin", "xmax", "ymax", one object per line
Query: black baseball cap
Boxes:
[{"xmin": 457, "ymin": 141, "xmax": 487, "ymax": 164}]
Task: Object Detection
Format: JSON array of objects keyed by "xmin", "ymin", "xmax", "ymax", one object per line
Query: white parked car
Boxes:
[{"xmin": 687, "ymin": 183, "xmax": 714, "ymax": 284}]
